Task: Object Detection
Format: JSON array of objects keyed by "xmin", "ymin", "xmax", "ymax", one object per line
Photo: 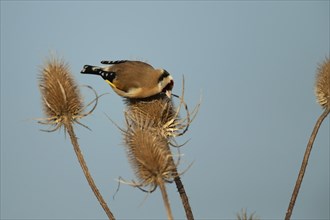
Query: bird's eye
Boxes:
[{"xmin": 158, "ymin": 70, "xmax": 170, "ymax": 82}]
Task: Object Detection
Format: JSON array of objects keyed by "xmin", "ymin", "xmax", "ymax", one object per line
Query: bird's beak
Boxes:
[
  {"xmin": 165, "ymin": 90, "xmax": 172, "ymax": 98},
  {"xmin": 163, "ymin": 79, "xmax": 174, "ymax": 98}
]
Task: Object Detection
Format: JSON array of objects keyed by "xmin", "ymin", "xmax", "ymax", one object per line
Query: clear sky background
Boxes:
[{"xmin": 1, "ymin": 1, "xmax": 329, "ymax": 220}]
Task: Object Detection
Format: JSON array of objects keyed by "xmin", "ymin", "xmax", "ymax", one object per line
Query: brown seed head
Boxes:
[
  {"xmin": 315, "ymin": 57, "xmax": 330, "ymax": 109},
  {"xmin": 124, "ymin": 93, "xmax": 197, "ymax": 139},
  {"xmin": 39, "ymin": 57, "xmax": 83, "ymax": 130},
  {"xmin": 125, "ymin": 95, "xmax": 176, "ymax": 130},
  {"xmin": 125, "ymin": 122, "xmax": 176, "ymax": 189},
  {"xmin": 236, "ymin": 209, "xmax": 260, "ymax": 220},
  {"xmin": 117, "ymin": 78, "xmax": 198, "ymax": 191}
]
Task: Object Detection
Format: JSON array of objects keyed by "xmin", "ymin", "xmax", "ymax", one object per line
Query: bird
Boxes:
[{"xmin": 81, "ymin": 60, "xmax": 174, "ymax": 99}]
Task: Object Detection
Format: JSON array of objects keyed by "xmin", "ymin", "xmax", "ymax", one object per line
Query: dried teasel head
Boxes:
[
  {"xmin": 315, "ymin": 57, "xmax": 330, "ymax": 109},
  {"xmin": 123, "ymin": 120, "xmax": 177, "ymax": 192},
  {"xmin": 236, "ymin": 209, "xmax": 260, "ymax": 220},
  {"xmin": 38, "ymin": 57, "xmax": 98, "ymax": 132},
  {"xmin": 124, "ymin": 77, "xmax": 200, "ymax": 141},
  {"xmin": 125, "ymin": 94, "xmax": 175, "ymax": 132},
  {"xmin": 120, "ymin": 97, "xmax": 195, "ymax": 192}
]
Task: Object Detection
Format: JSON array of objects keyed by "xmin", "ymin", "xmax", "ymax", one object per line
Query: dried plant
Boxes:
[
  {"xmin": 125, "ymin": 126, "xmax": 177, "ymax": 189},
  {"xmin": 39, "ymin": 57, "xmax": 83, "ymax": 131},
  {"xmin": 119, "ymin": 96, "xmax": 179, "ymax": 220},
  {"xmin": 121, "ymin": 83, "xmax": 199, "ymax": 220},
  {"xmin": 125, "ymin": 77, "xmax": 200, "ymax": 144},
  {"xmin": 315, "ymin": 58, "xmax": 330, "ymax": 109},
  {"xmin": 285, "ymin": 58, "xmax": 330, "ymax": 220},
  {"xmin": 237, "ymin": 209, "xmax": 260, "ymax": 220},
  {"xmin": 123, "ymin": 118, "xmax": 176, "ymax": 219},
  {"xmin": 124, "ymin": 95, "xmax": 176, "ymax": 134},
  {"xmin": 38, "ymin": 57, "xmax": 115, "ymax": 220}
]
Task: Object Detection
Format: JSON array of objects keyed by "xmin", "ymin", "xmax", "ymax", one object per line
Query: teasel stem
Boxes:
[
  {"xmin": 160, "ymin": 140, "xmax": 194, "ymax": 220},
  {"xmin": 174, "ymin": 175, "xmax": 193, "ymax": 220},
  {"xmin": 158, "ymin": 134, "xmax": 193, "ymax": 220},
  {"xmin": 64, "ymin": 119, "xmax": 116, "ymax": 220},
  {"xmin": 285, "ymin": 108, "xmax": 330, "ymax": 220},
  {"xmin": 165, "ymin": 139, "xmax": 194, "ymax": 220},
  {"xmin": 158, "ymin": 178, "xmax": 174, "ymax": 220}
]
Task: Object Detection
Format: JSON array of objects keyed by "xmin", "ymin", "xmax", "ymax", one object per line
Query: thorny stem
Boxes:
[
  {"xmin": 64, "ymin": 120, "xmax": 116, "ymax": 220},
  {"xmin": 285, "ymin": 108, "xmax": 330, "ymax": 220},
  {"xmin": 158, "ymin": 178, "xmax": 174, "ymax": 220}
]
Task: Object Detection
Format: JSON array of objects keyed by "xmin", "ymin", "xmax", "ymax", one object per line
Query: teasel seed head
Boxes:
[
  {"xmin": 124, "ymin": 121, "xmax": 177, "ymax": 191},
  {"xmin": 315, "ymin": 57, "xmax": 330, "ymax": 109},
  {"xmin": 124, "ymin": 88, "xmax": 200, "ymax": 141},
  {"xmin": 125, "ymin": 94, "xmax": 176, "ymax": 131},
  {"xmin": 38, "ymin": 57, "xmax": 97, "ymax": 131},
  {"xmin": 236, "ymin": 209, "xmax": 260, "ymax": 220}
]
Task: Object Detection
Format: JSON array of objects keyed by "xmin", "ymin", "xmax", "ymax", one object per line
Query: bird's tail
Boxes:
[
  {"xmin": 80, "ymin": 65, "xmax": 102, "ymax": 76},
  {"xmin": 81, "ymin": 65, "xmax": 116, "ymax": 82}
]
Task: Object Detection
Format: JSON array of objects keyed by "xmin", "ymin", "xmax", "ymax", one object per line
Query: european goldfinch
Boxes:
[{"xmin": 81, "ymin": 60, "xmax": 174, "ymax": 99}]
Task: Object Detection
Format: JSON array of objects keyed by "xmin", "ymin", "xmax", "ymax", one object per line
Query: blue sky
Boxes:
[{"xmin": 1, "ymin": 1, "xmax": 329, "ymax": 219}]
